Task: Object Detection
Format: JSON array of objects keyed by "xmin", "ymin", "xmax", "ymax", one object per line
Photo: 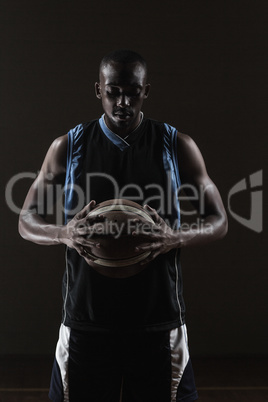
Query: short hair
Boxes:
[{"xmin": 99, "ymin": 49, "xmax": 147, "ymax": 77}]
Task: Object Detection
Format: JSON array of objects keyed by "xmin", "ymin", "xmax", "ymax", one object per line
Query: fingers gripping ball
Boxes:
[{"xmin": 84, "ymin": 199, "xmax": 155, "ymax": 278}]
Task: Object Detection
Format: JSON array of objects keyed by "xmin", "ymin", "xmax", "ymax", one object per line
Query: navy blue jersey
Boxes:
[{"xmin": 62, "ymin": 115, "xmax": 186, "ymax": 332}]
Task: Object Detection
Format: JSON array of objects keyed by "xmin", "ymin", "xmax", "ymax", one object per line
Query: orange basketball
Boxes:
[{"xmin": 84, "ymin": 199, "xmax": 155, "ymax": 278}]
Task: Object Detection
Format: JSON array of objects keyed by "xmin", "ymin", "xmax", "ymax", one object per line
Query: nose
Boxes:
[{"xmin": 117, "ymin": 94, "xmax": 130, "ymax": 108}]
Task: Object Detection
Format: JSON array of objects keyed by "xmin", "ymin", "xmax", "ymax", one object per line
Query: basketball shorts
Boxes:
[{"xmin": 49, "ymin": 324, "xmax": 198, "ymax": 402}]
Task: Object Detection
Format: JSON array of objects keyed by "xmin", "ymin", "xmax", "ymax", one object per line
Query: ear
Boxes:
[
  {"xmin": 95, "ymin": 82, "xmax": 102, "ymax": 99},
  {"xmin": 144, "ymin": 83, "xmax": 151, "ymax": 99}
]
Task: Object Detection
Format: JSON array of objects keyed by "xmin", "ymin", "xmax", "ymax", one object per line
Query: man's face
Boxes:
[{"xmin": 95, "ymin": 61, "xmax": 150, "ymax": 136}]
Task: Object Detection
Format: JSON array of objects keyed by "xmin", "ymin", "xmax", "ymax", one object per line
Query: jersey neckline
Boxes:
[{"xmin": 98, "ymin": 113, "xmax": 144, "ymax": 151}]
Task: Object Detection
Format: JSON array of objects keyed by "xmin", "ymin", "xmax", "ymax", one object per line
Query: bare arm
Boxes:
[
  {"xmin": 18, "ymin": 135, "xmax": 68, "ymax": 245},
  {"xmin": 135, "ymin": 132, "xmax": 228, "ymax": 262},
  {"xmin": 174, "ymin": 131, "xmax": 228, "ymax": 245},
  {"xmin": 18, "ymin": 135, "xmax": 102, "ymax": 259}
]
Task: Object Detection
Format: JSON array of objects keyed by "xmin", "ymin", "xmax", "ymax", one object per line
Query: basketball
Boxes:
[{"xmin": 84, "ymin": 199, "xmax": 155, "ymax": 278}]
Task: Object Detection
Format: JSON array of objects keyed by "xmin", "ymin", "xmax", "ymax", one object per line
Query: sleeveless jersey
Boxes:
[{"xmin": 62, "ymin": 115, "xmax": 186, "ymax": 332}]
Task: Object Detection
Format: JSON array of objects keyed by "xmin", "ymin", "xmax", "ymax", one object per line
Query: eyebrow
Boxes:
[{"xmin": 105, "ymin": 83, "xmax": 143, "ymax": 88}]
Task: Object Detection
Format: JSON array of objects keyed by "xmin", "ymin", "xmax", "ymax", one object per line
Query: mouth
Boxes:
[{"xmin": 114, "ymin": 113, "xmax": 132, "ymax": 121}]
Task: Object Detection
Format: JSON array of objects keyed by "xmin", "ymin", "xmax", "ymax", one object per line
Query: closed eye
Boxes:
[
  {"xmin": 106, "ymin": 89, "xmax": 119, "ymax": 97},
  {"xmin": 106, "ymin": 86, "xmax": 141, "ymax": 98}
]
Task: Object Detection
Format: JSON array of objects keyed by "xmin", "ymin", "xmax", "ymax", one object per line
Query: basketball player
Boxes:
[{"xmin": 19, "ymin": 50, "xmax": 228, "ymax": 402}]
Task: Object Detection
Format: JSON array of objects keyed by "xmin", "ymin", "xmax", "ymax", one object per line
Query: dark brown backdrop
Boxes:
[{"xmin": 1, "ymin": 0, "xmax": 266, "ymax": 356}]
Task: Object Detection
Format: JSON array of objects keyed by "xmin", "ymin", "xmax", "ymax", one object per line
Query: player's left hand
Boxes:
[{"xmin": 132, "ymin": 204, "xmax": 182, "ymax": 265}]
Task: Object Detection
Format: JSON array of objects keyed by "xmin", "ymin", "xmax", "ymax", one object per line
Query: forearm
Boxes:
[
  {"xmin": 176, "ymin": 213, "xmax": 228, "ymax": 248},
  {"xmin": 135, "ymin": 206, "xmax": 228, "ymax": 266},
  {"xmin": 18, "ymin": 211, "xmax": 65, "ymax": 245}
]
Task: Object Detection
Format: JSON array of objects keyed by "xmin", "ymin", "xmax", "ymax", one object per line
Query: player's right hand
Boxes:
[{"xmin": 59, "ymin": 200, "xmax": 105, "ymax": 260}]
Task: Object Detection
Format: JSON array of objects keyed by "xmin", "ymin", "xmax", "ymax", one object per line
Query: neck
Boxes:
[{"xmin": 104, "ymin": 112, "xmax": 143, "ymax": 138}]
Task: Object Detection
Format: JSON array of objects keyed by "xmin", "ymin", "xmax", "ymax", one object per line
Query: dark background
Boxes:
[{"xmin": 1, "ymin": 0, "xmax": 267, "ymax": 357}]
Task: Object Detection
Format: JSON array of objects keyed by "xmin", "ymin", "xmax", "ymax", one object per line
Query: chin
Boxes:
[{"xmin": 113, "ymin": 118, "xmax": 132, "ymax": 128}]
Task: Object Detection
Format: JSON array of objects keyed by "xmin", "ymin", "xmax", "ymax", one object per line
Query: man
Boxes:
[{"xmin": 19, "ymin": 50, "xmax": 228, "ymax": 402}]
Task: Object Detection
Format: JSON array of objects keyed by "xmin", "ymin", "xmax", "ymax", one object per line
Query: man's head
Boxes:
[{"xmin": 95, "ymin": 50, "xmax": 150, "ymax": 136}]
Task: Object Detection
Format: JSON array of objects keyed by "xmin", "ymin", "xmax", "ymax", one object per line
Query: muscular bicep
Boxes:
[
  {"xmin": 21, "ymin": 135, "xmax": 68, "ymax": 216},
  {"xmin": 177, "ymin": 132, "xmax": 226, "ymax": 219}
]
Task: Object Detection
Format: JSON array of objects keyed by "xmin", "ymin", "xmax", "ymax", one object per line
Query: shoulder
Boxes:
[
  {"xmin": 176, "ymin": 131, "xmax": 208, "ymax": 184},
  {"xmin": 50, "ymin": 120, "xmax": 97, "ymax": 161},
  {"xmin": 41, "ymin": 134, "xmax": 68, "ymax": 177},
  {"xmin": 48, "ymin": 134, "xmax": 68, "ymax": 161},
  {"xmin": 50, "ymin": 133, "xmax": 68, "ymax": 150},
  {"xmin": 177, "ymin": 131, "xmax": 196, "ymax": 149},
  {"xmin": 177, "ymin": 131, "xmax": 204, "ymax": 161}
]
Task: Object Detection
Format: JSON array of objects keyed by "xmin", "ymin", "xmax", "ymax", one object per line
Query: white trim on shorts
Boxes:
[
  {"xmin": 170, "ymin": 324, "xmax": 190, "ymax": 401},
  {"xmin": 54, "ymin": 323, "xmax": 190, "ymax": 402},
  {"xmin": 55, "ymin": 324, "xmax": 71, "ymax": 402}
]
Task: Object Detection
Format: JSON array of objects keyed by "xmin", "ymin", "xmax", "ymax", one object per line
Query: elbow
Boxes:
[
  {"xmin": 18, "ymin": 211, "xmax": 29, "ymax": 241},
  {"xmin": 18, "ymin": 215, "xmax": 25, "ymax": 239},
  {"xmin": 218, "ymin": 211, "xmax": 228, "ymax": 239}
]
